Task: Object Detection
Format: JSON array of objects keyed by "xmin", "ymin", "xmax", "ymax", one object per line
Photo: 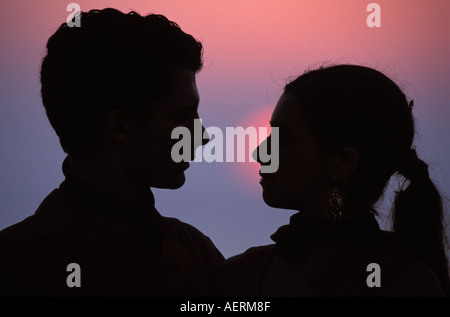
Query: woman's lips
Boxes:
[
  {"xmin": 259, "ymin": 170, "xmax": 274, "ymax": 179},
  {"xmin": 259, "ymin": 171, "xmax": 275, "ymax": 185}
]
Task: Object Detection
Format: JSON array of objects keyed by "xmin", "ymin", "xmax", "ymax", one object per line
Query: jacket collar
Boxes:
[
  {"xmin": 34, "ymin": 158, "xmax": 163, "ymax": 254},
  {"xmin": 270, "ymin": 211, "xmax": 383, "ymax": 283}
]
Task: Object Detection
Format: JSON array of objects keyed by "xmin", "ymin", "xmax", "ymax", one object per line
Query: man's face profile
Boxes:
[{"xmin": 126, "ymin": 67, "xmax": 207, "ymax": 189}]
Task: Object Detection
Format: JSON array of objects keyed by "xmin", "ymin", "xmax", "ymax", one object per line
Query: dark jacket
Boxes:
[
  {"xmin": 0, "ymin": 161, "xmax": 224, "ymax": 296},
  {"xmin": 214, "ymin": 212, "xmax": 444, "ymax": 297}
]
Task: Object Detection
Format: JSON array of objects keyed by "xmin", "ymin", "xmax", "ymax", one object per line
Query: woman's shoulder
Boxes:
[
  {"xmin": 383, "ymin": 261, "xmax": 444, "ymax": 296},
  {"xmin": 344, "ymin": 233, "xmax": 445, "ymax": 296}
]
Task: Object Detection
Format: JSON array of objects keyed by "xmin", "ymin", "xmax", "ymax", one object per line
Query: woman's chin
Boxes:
[{"xmin": 262, "ymin": 189, "xmax": 294, "ymax": 210}]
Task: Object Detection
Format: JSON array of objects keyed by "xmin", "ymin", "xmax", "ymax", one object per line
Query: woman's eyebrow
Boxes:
[{"xmin": 269, "ymin": 121, "xmax": 295, "ymax": 132}]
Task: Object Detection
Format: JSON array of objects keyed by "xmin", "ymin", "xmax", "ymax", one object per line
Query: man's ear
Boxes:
[
  {"xmin": 104, "ymin": 110, "xmax": 133, "ymax": 145},
  {"xmin": 328, "ymin": 147, "xmax": 360, "ymax": 181}
]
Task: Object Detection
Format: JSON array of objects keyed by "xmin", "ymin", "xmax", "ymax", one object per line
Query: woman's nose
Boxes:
[{"xmin": 253, "ymin": 136, "xmax": 270, "ymax": 164}]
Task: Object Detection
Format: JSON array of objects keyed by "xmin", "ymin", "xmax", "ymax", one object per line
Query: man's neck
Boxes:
[{"xmin": 67, "ymin": 153, "xmax": 147, "ymax": 205}]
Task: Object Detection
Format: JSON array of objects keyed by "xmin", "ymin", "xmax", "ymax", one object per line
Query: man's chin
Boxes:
[{"xmin": 152, "ymin": 172, "xmax": 186, "ymax": 189}]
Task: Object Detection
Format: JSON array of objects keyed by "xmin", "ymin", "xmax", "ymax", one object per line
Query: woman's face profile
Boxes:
[{"xmin": 258, "ymin": 92, "xmax": 331, "ymax": 213}]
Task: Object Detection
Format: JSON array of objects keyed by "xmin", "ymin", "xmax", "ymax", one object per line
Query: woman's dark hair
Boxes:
[
  {"xmin": 284, "ymin": 64, "xmax": 449, "ymax": 295},
  {"xmin": 40, "ymin": 8, "xmax": 203, "ymax": 156}
]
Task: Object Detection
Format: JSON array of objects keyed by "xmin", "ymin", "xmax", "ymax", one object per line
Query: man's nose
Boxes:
[
  {"xmin": 191, "ymin": 120, "xmax": 209, "ymax": 151},
  {"xmin": 201, "ymin": 124, "xmax": 210, "ymax": 146}
]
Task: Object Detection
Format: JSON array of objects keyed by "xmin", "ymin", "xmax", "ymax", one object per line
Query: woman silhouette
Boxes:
[{"xmin": 216, "ymin": 65, "xmax": 449, "ymax": 296}]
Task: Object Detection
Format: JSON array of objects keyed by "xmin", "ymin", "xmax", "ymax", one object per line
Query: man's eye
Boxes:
[{"xmin": 176, "ymin": 108, "xmax": 198, "ymax": 119}]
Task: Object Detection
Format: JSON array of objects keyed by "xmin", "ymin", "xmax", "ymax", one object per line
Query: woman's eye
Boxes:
[
  {"xmin": 279, "ymin": 132, "xmax": 294, "ymax": 145},
  {"xmin": 270, "ymin": 125, "xmax": 294, "ymax": 146}
]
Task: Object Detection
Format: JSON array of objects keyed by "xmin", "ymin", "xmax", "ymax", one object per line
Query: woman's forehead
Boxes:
[{"xmin": 271, "ymin": 92, "xmax": 302, "ymax": 125}]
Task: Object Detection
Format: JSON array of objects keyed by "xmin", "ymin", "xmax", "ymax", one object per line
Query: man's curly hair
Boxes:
[{"xmin": 40, "ymin": 8, "xmax": 203, "ymax": 156}]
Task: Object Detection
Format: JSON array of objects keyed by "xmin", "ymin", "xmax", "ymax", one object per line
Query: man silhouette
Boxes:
[{"xmin": 0, "ymin": 8, "xmax": 224, "ymax": 296}]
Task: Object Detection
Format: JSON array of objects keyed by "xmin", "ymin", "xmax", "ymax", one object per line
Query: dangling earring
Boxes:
[{"xmin": 329, "ymin": 187, "xmax": 344, "ymax": 223}]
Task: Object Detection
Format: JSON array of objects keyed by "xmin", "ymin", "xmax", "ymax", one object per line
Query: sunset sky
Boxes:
[{"xmin": 0, "ymin": 0, "xmax": 449, "ymax": 258}]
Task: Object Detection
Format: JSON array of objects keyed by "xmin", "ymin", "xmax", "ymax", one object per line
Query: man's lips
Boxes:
[{"xmin": 179, "ymin": 161, "xmax": 190, "ymax": 171}]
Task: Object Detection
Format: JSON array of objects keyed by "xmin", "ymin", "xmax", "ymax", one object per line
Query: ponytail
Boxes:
[{"xmin": 393, "ymin": 148, "xmax": 450, "ymax": 295}]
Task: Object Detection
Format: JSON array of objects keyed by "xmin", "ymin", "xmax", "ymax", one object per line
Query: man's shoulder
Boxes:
[
  {"xmin": 218, "ymin": 244, "xmax": 276, "ymax": 281},
  {"xmin": 214, "ymin": 245, "xmax": 275, "ymax": 296},
  {"xmin": 159, "ymin": 214, "xmax": 224, "ymax": 260},
  {"xmin": 160, "ymin": 215, "xmax": 208, "ymax": 240},
  {"xmin": 0, "ymin": 189, "xmax": 70, "ymax": 245},
  {"xmin": 224, "ymin": 244, "xmax": 275, "ymax": 269},
  {"xmin": 0, "ymin": 215, "xmax": 39, "ymax": 244},
  {"xmin": 0, "ymin": 189, "xmax": 61, "ymax": 243}
]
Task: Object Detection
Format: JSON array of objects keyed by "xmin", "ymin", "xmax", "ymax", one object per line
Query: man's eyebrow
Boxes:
[{"xmin": 179, "ymin": 103, "xmax": 199, "ymax": 109}]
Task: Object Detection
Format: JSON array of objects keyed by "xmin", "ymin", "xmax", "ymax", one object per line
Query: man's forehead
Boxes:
[{"xmin": 167, "ymin": 68, "xmax": 199, "ymax": 101}]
